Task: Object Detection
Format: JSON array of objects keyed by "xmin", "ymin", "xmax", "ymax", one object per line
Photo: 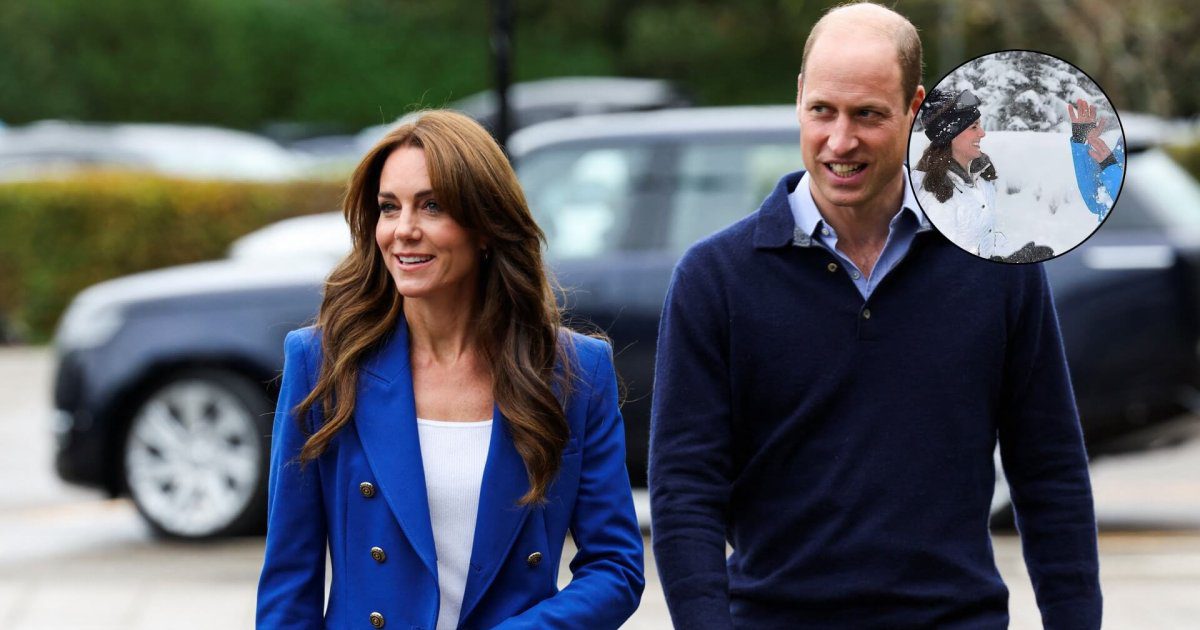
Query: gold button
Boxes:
[
  {"xmin": 862, "ymin": 308, "xmax": 872, "ymax": 320},
  {"xmin": 370, "ymin": 546, "xmax": 386, "ymax": 563},
  {"xmin": 526, "ymin": 551, "xmax": 543, "ymax": 567},
  {"xmin": 827, "ymin": 262, "xmax": 838, "ymax": 272},
  {"xmin": 369, "ymin": 611, "xmax": 385, "ymax": 628},
  {"xmin": 359, "ymin": 482, "xmax": 376, "ymax": 498}
]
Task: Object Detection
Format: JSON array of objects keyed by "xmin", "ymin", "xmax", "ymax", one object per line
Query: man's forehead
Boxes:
[{"xmin": 802, "ymin": 31, "xmax": 905, "ymax": 105}]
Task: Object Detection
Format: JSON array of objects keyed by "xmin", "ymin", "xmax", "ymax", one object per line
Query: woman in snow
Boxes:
[
  {"xmin": 913, "ymin": 88, "xmax": 1002, "ymax": 258},
  {"xmin": 256, "ymin": 110, "xmax": 644, "ymax": 629}
]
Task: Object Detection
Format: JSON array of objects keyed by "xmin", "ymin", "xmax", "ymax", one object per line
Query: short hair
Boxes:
[{"xmin": 801, "ymin": 1, "xmax": 924, "ymax": 102}]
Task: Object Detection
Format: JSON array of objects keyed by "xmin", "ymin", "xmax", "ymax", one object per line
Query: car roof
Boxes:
[
  {"xmin": 0, "ymin": 120, "xmax": 302, "ymax": 181},
  {"xmin": 354, "ymin": 77, "xmax": 692, "ymax": 154},
  {"xmin": 453, "ymin": 76, "xmax": 689, "ymax": 118},
  {"xmin": 508, "ymin": 105, "xmax": 800, "ymax": 157}
]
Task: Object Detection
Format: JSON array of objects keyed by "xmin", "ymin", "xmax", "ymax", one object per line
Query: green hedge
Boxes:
[{"xmin": 0, "ymin": 173, "xmax": 344, "ymax": 341}]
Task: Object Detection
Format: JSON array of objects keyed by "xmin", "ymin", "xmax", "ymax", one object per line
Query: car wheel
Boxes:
[{"xmin": 123, "ymin": 369, "xmax": 271, "ymax": 539}]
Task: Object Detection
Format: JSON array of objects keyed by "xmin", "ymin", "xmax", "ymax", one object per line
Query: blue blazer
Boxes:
[{"xmin": 256, "ymin": 323, "xmax": 644, "ymax": 629}]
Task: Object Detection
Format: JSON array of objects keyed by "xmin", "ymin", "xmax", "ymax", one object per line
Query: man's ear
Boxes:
[
  {"xmin": 796, "ymin": 73, "xmax": 804, "ymax": 119},
  {"xmin": 909, "ymin": 85, "xmax": 926, "ymax": 119}
]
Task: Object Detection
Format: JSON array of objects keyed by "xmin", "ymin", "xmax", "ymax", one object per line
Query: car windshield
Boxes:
[{"xmin": 1126, "ymin": 149, "xmax": 1200, "ymax": 233}]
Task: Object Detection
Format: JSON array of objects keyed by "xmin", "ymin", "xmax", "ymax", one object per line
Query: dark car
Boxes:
[{"xmin": 52, "ymin": 106, "xmax": 1200, "ymax": 538}]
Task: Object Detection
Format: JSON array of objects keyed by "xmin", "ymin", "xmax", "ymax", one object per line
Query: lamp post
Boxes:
[{"xmin": 490, "ymin": 0, "xmax": 514, "ymax": 153}]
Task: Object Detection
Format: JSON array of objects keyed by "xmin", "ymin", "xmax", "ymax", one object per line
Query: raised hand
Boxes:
[{"xmin": 1067, "ymin": 98, "xmax": 1113, "ymax": 165}]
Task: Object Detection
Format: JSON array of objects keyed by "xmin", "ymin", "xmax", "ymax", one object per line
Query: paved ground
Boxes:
[{"xmin": 3, "ymin": 348, "xmax": 1200, "ymax": 628}]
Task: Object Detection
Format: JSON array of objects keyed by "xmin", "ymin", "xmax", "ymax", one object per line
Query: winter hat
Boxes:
[{"xmin": 921, "ymin": 89, "xmax": 982, "ymax": 148}]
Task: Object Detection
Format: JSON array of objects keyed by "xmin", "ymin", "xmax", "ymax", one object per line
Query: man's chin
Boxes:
[{"xmin": 811, "ymin": 178, "xmax": 869, "ymax": 209}]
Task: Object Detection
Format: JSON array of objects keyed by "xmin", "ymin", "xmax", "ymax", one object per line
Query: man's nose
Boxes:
[{"xmin": 827, "ymin": 116, "xmax": 859, "ymax": 155}]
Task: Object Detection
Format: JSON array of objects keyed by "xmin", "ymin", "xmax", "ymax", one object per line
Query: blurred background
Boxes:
[{"xmin": 3, "ymin": 0, "xmax": 1200, "ymax": 628}]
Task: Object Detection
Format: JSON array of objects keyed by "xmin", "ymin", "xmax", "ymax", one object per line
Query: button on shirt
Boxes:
[{"xmin": 788, "ymin": 169, "xmax": 931, "ymax": 299}]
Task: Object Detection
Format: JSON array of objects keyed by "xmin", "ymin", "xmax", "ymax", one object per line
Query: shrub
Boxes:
[
  {"xmin": 0, "ymin": 172, "xmax": 343, "ymax": 341},
  {"xmin": 1167, "ymin": 140, "xmax": 1200, "ymax": 183}
]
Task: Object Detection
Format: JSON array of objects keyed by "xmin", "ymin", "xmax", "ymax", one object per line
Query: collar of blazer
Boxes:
[{"xmin": 357, "ymin": 317, "xmax": 534, "ymax": 621}]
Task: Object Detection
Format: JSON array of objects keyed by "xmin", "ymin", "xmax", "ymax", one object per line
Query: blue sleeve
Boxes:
[
  {"xmin": 997, "ymin": 266, "xmax": 1102, "ymax": 629},
  {"xmin": 1099, "ymin": 139, "xmax": 1124, "ymax": 201},
  {"xmin": 256, "ymin": 330, "xmax": 328, "ymax": 629},
  {"xmin": 494, "ymin": 342, "xmax": 645, "ymax": 629},
  {"xmin": 1070, "ymin": 140, "xmax": 1109, "ymax": 220},
  {"xmin": 649, "ymin": 252, "xmax": 737, "ymax": 630}
]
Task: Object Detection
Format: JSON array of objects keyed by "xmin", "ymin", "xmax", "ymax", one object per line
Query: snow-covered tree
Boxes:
[{"xmin": 921, "ymin": 51, "xmax": 1114, "ymax": 133}]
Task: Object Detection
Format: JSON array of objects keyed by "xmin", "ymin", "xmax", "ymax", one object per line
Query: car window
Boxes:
[
  {"xmin": 1102, "ymin": 186, "xmax": 1155, "ymax": 230},
  {"xmin": 1119, "ymin": 149, "xmax": 1200, "ymax": 232},
  {"xmin": 668, "ymin": 141, "xmax": 803, "ymax": 252},
  {"xmin": 518, "ymin": 144, "xmax": 662, "ymax": 259}
]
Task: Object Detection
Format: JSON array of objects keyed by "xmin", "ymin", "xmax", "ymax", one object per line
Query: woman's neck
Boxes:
[
  {"xmin": 953, "ymin": 154, "xmax": 972, "ymax": 173},
  {"xmin": 404, "ymin": 295, "xmax": 479, "ymax": 365}
]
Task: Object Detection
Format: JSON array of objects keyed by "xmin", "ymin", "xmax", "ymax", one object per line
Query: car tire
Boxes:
[{"xmin": 123, "ymin": 369, "xmax": 271, "ymax": 539}]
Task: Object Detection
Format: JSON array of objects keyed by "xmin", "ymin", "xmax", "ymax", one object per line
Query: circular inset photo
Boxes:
[{"xmin": 908, "ymin": 50, "xmax": 1125, "ymax": 263}]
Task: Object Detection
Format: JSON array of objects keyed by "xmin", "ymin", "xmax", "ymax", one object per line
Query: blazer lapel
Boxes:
[
  {"xmin": 355, "ymin": 320, "xmax": 438, "ymax": 580},
  {"xmin": 458, "ymin": 403, "xmax": 533, "ymax": 623}
]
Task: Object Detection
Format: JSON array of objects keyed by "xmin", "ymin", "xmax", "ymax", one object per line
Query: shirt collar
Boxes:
[{"xmin": 786, "ymin": 167, "xmax": 931, "ymax": 247}]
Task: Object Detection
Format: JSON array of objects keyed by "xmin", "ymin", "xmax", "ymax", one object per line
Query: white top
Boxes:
[
  {"xmin": 416, "ymin": 418, "xmax": 493, "ymax": 630},
  {"xmin": 913, "ymin": 168, "xmax": 1000, "ymax": 257}
]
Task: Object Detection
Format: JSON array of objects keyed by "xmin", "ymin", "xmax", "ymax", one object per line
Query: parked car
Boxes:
[
  {"xmin": 287, "ymin": 77, "xmax": 691, "ymax": 181},
  {"xmin": 52, "ymin": 106, "xmax": 1200, "ymax": 538},
  {"xmin": 0, "ymin": 121, "xmax": 305, "ymax": 182},
  {"xmin": 353, "ymin": 76, "xmax": 692, "ymax": 155}
]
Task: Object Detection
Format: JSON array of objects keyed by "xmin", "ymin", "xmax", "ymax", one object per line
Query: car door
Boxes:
[
  {"xmin": 516, "ymin": 132, "xmax": 803, "ymax": 485},
  {"xmin": 517, "ymin": 140, "xmax": 677, "ymax": 486},
  {"xmin": 1045, "ymin": 148, "xmax": 1200, "ymax": 455}
]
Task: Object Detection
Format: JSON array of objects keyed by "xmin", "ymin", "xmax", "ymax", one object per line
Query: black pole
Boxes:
[{"xmin": 490, "ymin": 0, "xmax": 514, "ymax": 153}]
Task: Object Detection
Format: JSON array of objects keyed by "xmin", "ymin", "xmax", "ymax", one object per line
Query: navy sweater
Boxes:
[{"xmin": 649, "ymin": 171, "xmax": 1101, "ymax": 629}]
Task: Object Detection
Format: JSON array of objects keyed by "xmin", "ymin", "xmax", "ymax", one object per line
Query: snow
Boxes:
[
  {"xmin": 910, "ymin": 51, "xmax": 1127, "ymax": 259},
  {"xmin": 914, "ymin": 51, "xmax": 1115, "ymax": 135},
  {"xmin": 909, "ymin": 130, "xmax": 1122, "ymax": 258}
]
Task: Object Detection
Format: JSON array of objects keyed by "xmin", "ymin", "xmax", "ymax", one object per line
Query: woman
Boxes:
[
  {"xmin": 256, "ymin": 110, "xmax": 644, "ymax": 629},
  {"xmin": 913, "ymin": 88, "xmax": 1001, "ymax": 258}
]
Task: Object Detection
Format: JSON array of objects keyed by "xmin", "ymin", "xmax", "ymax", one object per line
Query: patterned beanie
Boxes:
[{"xmin": 921, "ymin": 89, "xmax": 982, "ymax": 148}]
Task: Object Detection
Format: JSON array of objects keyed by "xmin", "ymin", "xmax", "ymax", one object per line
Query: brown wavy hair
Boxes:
[
  {"xmin": 915, "ymin": 144, "xmax": 997, "ymax": 203},
  {"xmin": 295, "ymin": 110, "xmax": 574, "ymax": 505}
]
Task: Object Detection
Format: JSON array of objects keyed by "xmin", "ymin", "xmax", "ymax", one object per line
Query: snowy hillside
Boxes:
[{"xmin": 909, "ymin": 130, "xmax": 1124, "ymax": 258}]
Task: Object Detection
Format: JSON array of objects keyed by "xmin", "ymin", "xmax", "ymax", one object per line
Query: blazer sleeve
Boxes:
[
  {"xmin": 997, "ymin": 265, "xmax": 1102, "ymax": 629},
  {"xmin": 256, "ymin": 330, "xmax": 328, "ymax": 629},
  {"xmin": 493, "ymin": 341, "xmax": 645, "ymax": 629}
]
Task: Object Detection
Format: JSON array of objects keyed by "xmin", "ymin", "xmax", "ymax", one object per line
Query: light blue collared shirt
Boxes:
[{"xmin": 787, "ymin": 168, "xmax": 931, "ymax": 299}]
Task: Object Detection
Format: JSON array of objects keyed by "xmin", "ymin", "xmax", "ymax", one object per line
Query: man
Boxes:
[{"xmin": 649, "ymin": 3, "xmax": 1102, "ymax": 628}]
